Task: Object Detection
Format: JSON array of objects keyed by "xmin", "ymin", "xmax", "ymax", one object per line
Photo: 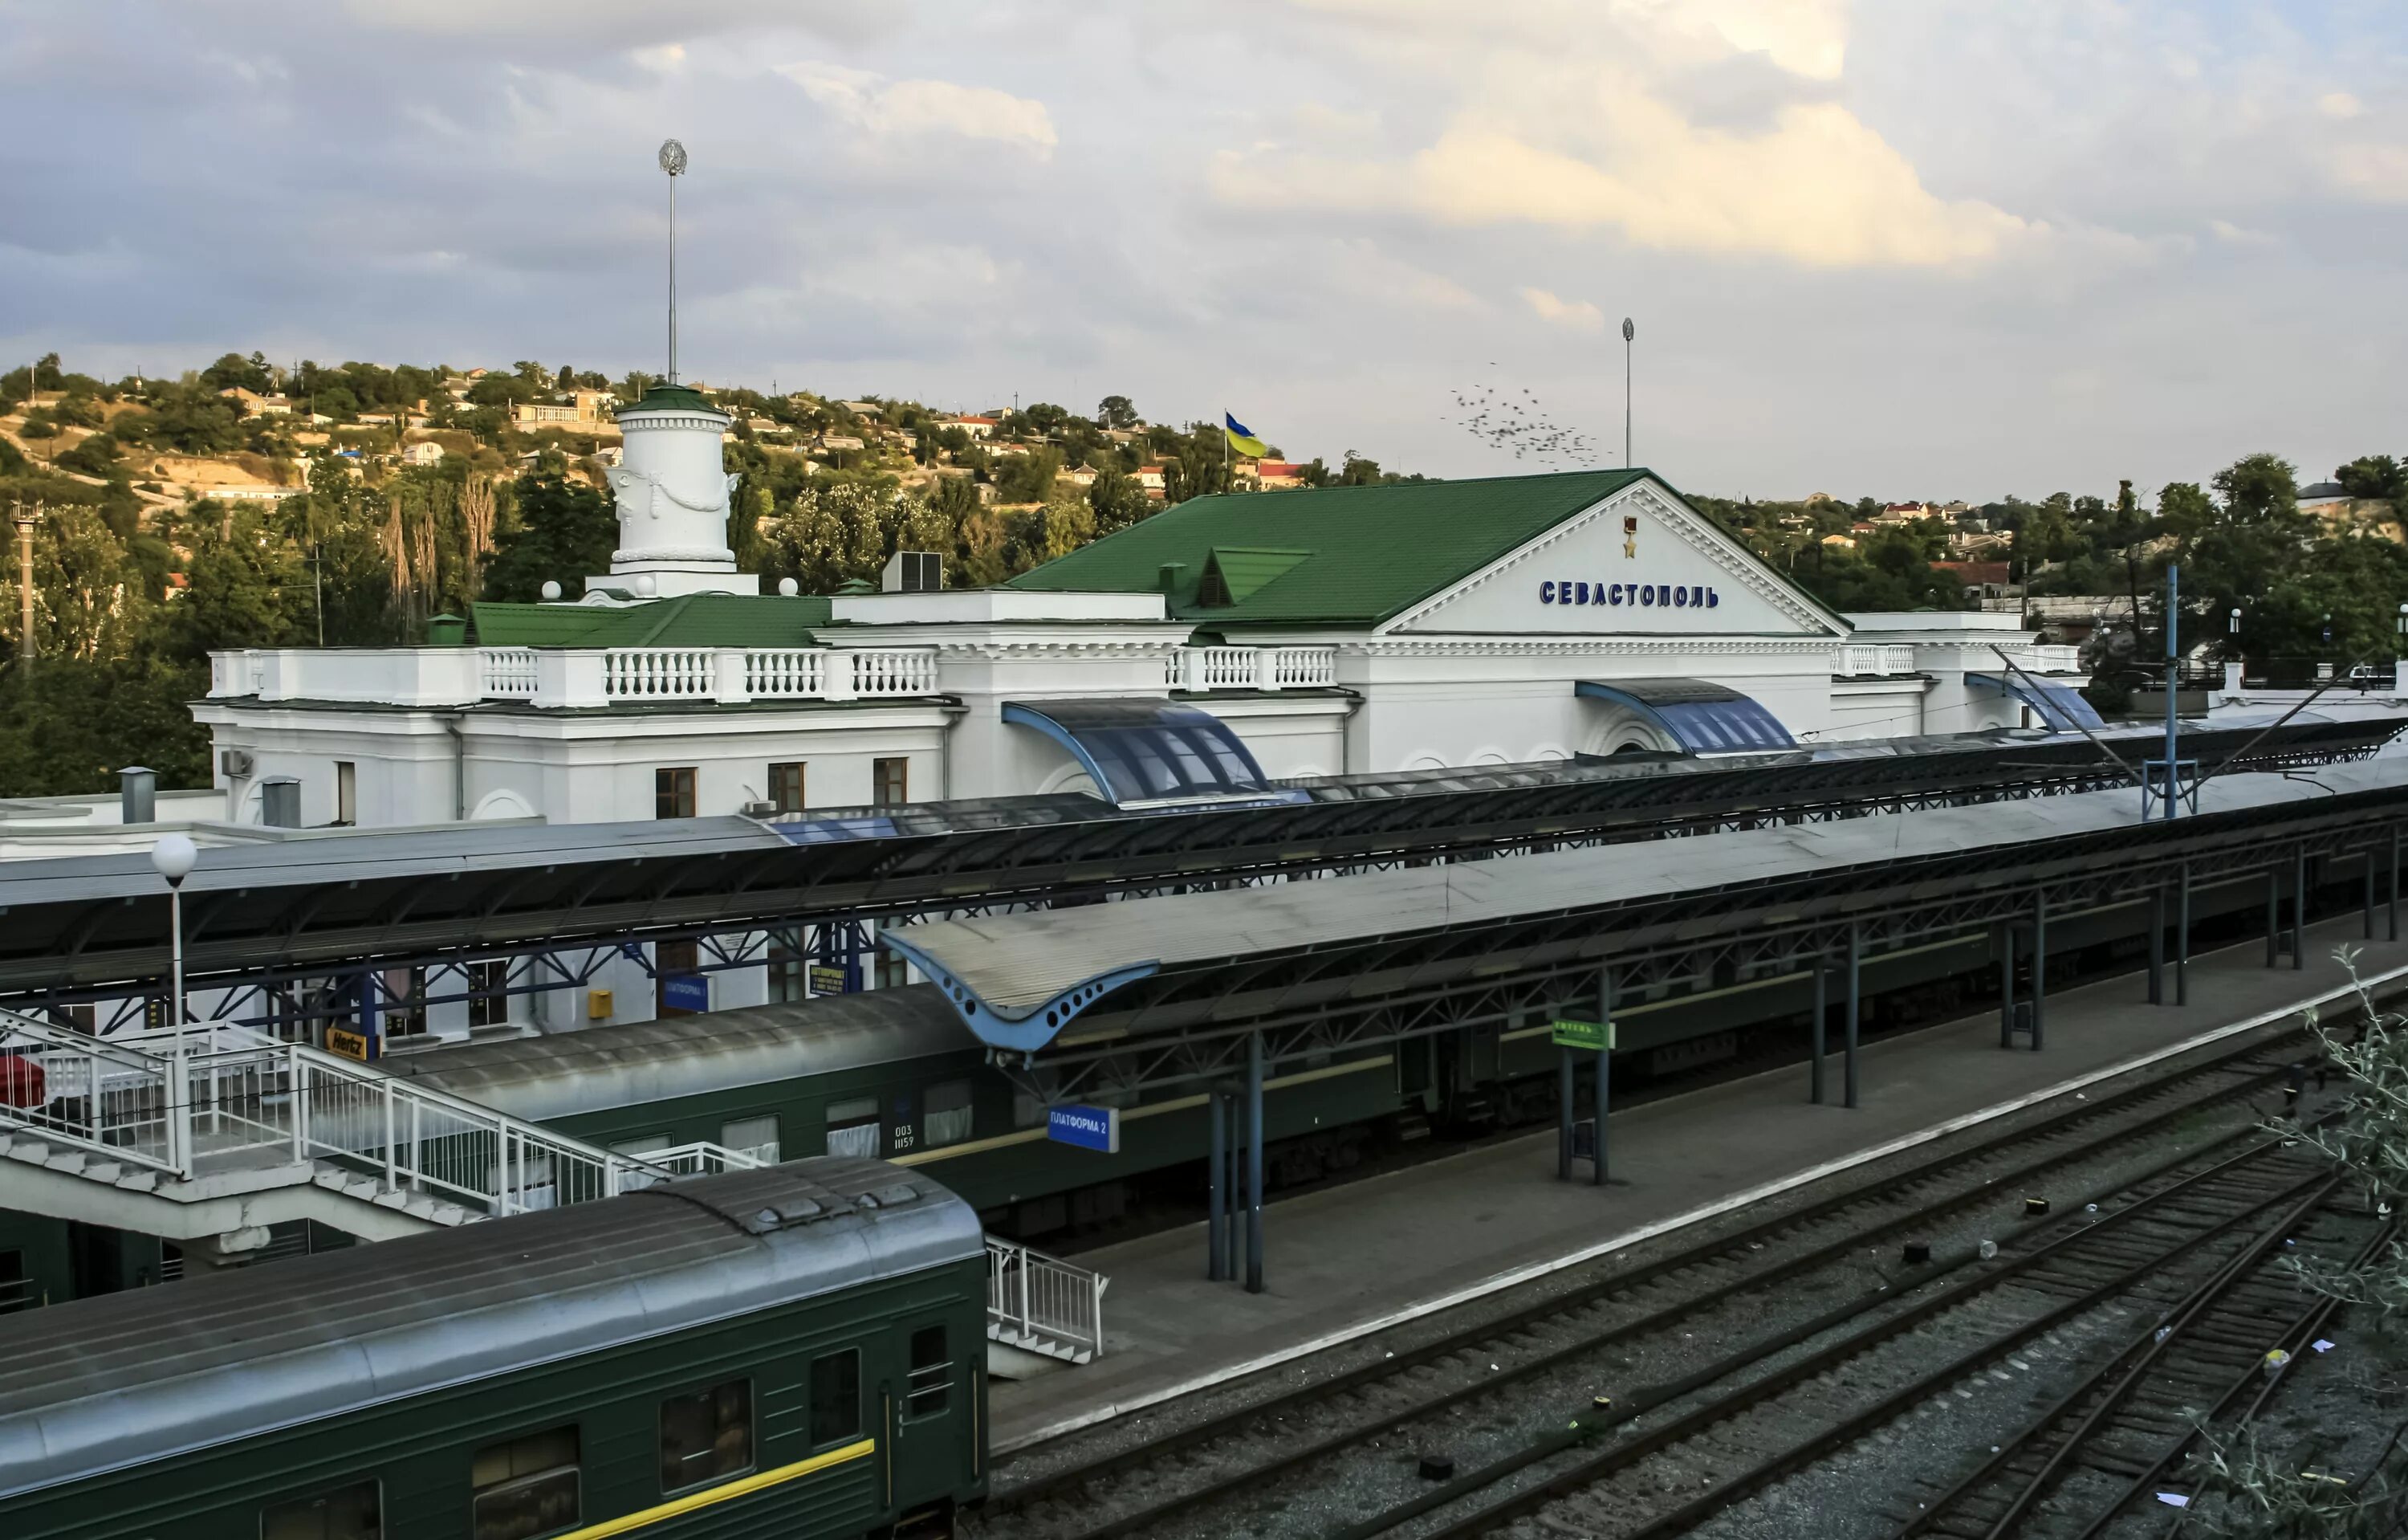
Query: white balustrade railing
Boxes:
[
  {"xmin": 1201, "ymin": 646, "xmax": 1259, "ymax": 689},
  {"xmin": 986, "ymin": 1235, "xmax": 1108, "ymax": 1361},
  {"xmin": 0, "ymin": 1008, "xmax": 762, "ymax": 1218},
  {"xmin": 480, "ymin": 647, "xmax": 539, "ymax": 699},
  {"xmin": 746, "ymin": 648, "xmax": 826, "ymax": 699},
  {"xmin": 1837, "ymin": 644, "xmax": 1917, "ymax": 678},
  {"xmin": 851, "ymin": 649, "xmax": 940, "ymax": 696},
  {"xmin": 1271, "ymin": 646, "xmax": 1338, "ymax": 687},
  {"xmin": 604, "ymin": 648, "xmax": 716, "ymax": 699}
]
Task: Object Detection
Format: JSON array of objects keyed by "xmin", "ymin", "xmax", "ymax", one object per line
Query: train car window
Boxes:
[
  {"xmin": 470, "ymin": 1425, "xmax": 580, "ymax": 1540},
  {"xmin": 261, "ymin": 1479, "xmax": 380, "ymax": 1540},
  {"xmin": 659, "ymin": 1377, "xmax": 754, "ymax": 1494},
  {"xmin": 824, "ymin": 1098, "xmax": 880, "ymax": 1159},
  {"xmin": 923, "ymin": 1081, "xmax": 974, "ymax": 1148},
  {"xmin": 905, "ymin": 1326, "xmax": 951, "ymax": 1419},
  {"xmin": 808, "ymin": 1349, "xmax": 861, "ymax": 1447},
  {"xmin": 720, "ymin": 1114, "xmax": 781, "ymax": 1164}
]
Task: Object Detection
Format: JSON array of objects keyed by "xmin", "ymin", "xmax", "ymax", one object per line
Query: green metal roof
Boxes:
[
  {"xmin": 470, "ymin": 593, "xmax": 830, "ymax": 649},
  {"xmin": 612, "ymin": 383, "xmax": 726, "ymax": 418},
  {"xmin": 1204, "ymin": 548, "xmax": 1314, "ymax": 605},
  {"xmin": 1009, "ymin": 469, "xmax": 1664, "ymax": 627}
]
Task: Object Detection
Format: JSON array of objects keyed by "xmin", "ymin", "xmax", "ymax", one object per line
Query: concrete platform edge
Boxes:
[{"xmin": 995, "ymin": 960, "xmax": 2408, "ymax": 1456}]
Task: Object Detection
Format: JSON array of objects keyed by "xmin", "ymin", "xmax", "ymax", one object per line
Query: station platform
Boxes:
[{"xmin": 990, "ymin": 913, "xmax": 2408, "ymax": 1452}]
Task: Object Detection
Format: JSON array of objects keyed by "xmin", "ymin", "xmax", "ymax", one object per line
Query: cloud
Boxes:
[
  {"xmin": 2318, "ymin": 92, "xmax": 2364, "ymax": 120},
  {"xmin": 778, "ymin": 63, "xmax": 1056, "ymax": 154},
  {"xmin": 1218, "ymin": 103, "xmax": 2036, "ymax": 268},
  {"xmin": 1519, "ymin": 286, "xmax": 1603, "ymax": 330},
  {"xmin": 2207, "ymin": 218, "xmax": 2276, "ymax": 247},
  {"xmin": 2329, "ymin": 141, "xmax": 2408, "ymax": 203}
]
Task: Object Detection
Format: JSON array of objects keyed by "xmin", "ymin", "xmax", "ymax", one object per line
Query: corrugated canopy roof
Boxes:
[{"xmin": 883, "ymin": 757, "xmax": 2402, "ymax": 1052}]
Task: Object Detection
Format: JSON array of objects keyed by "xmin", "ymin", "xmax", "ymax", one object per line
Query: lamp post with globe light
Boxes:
[
  {"xmin": 151, "ymin": 833, "xmax": 197, "ymax": 1172},
  {"xmin": 659, "ymin": 139, "xmax": 687, "ymax": 385},
  {"xmin": 1621, "ymin": 317, "xmax": 1635, "ymax": 468}
]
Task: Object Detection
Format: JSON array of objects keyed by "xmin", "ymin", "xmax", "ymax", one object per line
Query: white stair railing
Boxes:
[
  {"xmin": 0, "ymin": 1008, "xmax": 761, "ymax": 1220},
  {"xmin": 985, "ymin": 1236, "xmax": 1108, "ymax": 1362}
]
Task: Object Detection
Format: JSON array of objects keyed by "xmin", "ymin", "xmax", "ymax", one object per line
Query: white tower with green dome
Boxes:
[{"xmin": 588, "ymin": 383, "xmax": 748, "ymax": 598}]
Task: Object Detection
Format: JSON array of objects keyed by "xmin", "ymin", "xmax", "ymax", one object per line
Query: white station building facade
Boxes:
[{"xmin": 58, "ymin": 389, "xmax": 2097, "ymax": 1044}]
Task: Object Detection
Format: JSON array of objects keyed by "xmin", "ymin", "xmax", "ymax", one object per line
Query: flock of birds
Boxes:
[{"xmin": 1445, "ymin": 373, "xmax": 1602, "ymax": 469}]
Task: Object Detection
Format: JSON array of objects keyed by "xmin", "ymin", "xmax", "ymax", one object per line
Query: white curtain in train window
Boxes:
[
  {"xmin": 824, "ymin": 1098, "xmax": 881, "ymax": 1159},
  {"xmin": 923, "ymin": 1081, "xmax": 974, "ymax": 1148},
  {"xmin": 721, "ymin": 1115, "xmax": 781, "ymax": 1165}
]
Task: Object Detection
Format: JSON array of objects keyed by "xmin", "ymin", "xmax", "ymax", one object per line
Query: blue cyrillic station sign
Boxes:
[
  {"xmin": 1540, "ymin": 581, "xmax": 1718, "ymax": 609},
  {"xmin": 1046, "ymin": 1103, "xmax": 1121, "ymax": 1154}
]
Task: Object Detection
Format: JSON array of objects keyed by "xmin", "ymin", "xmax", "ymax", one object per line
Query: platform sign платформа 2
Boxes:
[{"xmin": 1047, "ymin": 1104, "xmax": 1121, "ymax": 1154}]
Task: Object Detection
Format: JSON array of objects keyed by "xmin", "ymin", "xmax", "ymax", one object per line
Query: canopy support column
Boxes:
[
  {"xmin": 1811, "ymin": 957, "xmax": 1828, "ymax": 1103},
  {"xmin": 1592, "ymin": 967, "xmax": 1613, "ymax": 1188},
  {"xmin": 1845, "ymin": 923, "xmax": 1861, "ymax": 1109},
  {"xmin": 1244, "ymin": 1031, "xmax": 1264, "ymax": 1296},
  {"xmin": 1207, "ymin": 1089, "xmax": 1227, "ymax": 1282}
]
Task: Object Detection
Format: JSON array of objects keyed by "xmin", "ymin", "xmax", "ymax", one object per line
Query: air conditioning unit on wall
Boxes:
[{"xmin": 219, "ymin": 749, "xmax": 255, "ymax": 778}]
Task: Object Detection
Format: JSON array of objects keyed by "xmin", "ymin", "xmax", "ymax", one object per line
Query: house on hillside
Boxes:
[
  {"xmin": 218, "ymin": 387, "xmax": 294, "ymax": 417},
  {"xmin": 950, "ymin": 415, "xmax": 998, "ymax": 440},
  {"xmin": 401, "ymin": 441, "xmax": 445, "ymax": 466},
  {"xmin": 1133, "ymin": 465, "xmax": 1166, "ymax": 496}
]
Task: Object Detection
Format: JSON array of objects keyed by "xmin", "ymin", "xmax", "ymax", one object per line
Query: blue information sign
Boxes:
[
  {"xmin": 661, "ymin": 973, "xmax": 710, "ymax": 1013},
  {"xmin": 1046, "ymin": 1104, "xmax": 1121, "ymax": 1155}
]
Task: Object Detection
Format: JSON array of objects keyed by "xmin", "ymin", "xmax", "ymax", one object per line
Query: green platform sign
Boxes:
[{"xmin": 1552, "ymin": 1018, "xmax": 1615, "ymax": 1052}]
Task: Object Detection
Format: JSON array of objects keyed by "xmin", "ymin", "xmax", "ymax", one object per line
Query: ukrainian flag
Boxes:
[{"xmin": 1223, "ymin": 412, "xmax": 1270, "ymax": 459}]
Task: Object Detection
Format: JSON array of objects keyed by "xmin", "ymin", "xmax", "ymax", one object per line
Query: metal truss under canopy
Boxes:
[
  {"xmin": 0, "ymin": 715, "xmax": 2392, "ymax": 1012},
  {"xmin": 894, "ymin": 756, "xmax": 2408, "ymax": 1057},
  {"xmin": 1967, "ymin": 670, "xmax": 2107, "ymax": 731},
  {"xmin": 1576, "ymin": 678, "xmax": 1797, "ymax": 753}
]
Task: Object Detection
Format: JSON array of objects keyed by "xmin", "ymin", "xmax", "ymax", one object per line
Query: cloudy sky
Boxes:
[{"xmin": 3, "ymin": 1, "xmax": 2404, "ymax": 500}]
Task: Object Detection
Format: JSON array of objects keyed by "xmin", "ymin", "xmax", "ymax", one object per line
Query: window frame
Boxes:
[
  {"xmin": 654, "ymin": 766, "xmax": 698, "ymax": 820},
  {"xmin": 258, "ymin": 1476, "xmax": 382, "ymax": 1540},
  {"xmin": 904, "ymin": 1323, "xmax": 953, "ymax": 1421},
  {"xmin": 719, "ymin": 1113, "xmax": 781, "ymax": 1165},
  {"xmin": 469, "ymin": 1424, "xmax": 582, "ymax": 1540},
  {"xmin": 921, "ymin": 1079, "xmax": 974, "ymax": 1150},
  {"xmin": 807, "ymin": 1347, "xmax": 863, "ymax": 1450},
  {"xmin": 466, "ymin": 959, "xmax": 510, "ymax": 1029},
  {"xmin": 767, "ymin": 760, "xmax": 806, "ymax": 814},
  {"xmin": 656, "ymin": 1375, "xmax": 756, "ymax": 1498},
  {"xmin": 872, "ymin": 756, "xmax": 909, "ymax": 808}
]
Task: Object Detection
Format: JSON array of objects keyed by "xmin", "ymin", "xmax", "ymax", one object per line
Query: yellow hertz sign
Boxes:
[
  {"xmin": 324, "ymin": 1027, "xmax": 371, "ymax": 1061},
  {"xmin": 553, "ymin": 1440, "xmax": 875, "ymax": 1538}
]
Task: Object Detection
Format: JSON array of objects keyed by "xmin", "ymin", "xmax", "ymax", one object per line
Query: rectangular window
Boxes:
[
  {"xmin": 656, "ymin": 939, "xmax": 702, "ymax": 1019},
  {"xmin": 335, "ymin": 760, "xmax": 356, "ymax": 826},
  {"xmin": 658, "ymin": 1378, "xmax": 753, "ymax": 1496},
  {"xmin": 768, "ymin": 761, "xmax": 806, "ymax": 814},
  {"xmin": 467, "ymin": 959, "xmax": 510, "ymax": 1029},
  {"xmin": 923, "ymin": 1081, "xmax": 974, "ymax": 1149},
  {"xmin": 905, "ymin": 1324, "xmax": 952, "ymax": 1419},
  {"xmin": 872, "ymin": 756, "xmax": 909, "ymax": 808},
  {"xmin": 471, "ymin": 1426, "xmax": 580, "ymax": 1540},
  {"xmin": 262, "ymin": 1479, "xmax": 381, "ymax": 1540},
  {"xmin": 654, "ymin": 767, "xmax": 697, "ymax": 820},
  {"xmin": 874, "ymin": 949, "xmax": 910, "ymax": 992},
  {"xmin": 0, "ymin": 1249, "xmax": 29, "ymax": 1314},
  {"xmin": 721, "ymin": 1114, "xmax": 780, "ymax": 1165},
  {"xmin": 809, "ymin": 1350, "xmax": 861, "ymax": 1448},
  {"xmin": 378, "ymin": 967, "xmax": 428, "ymax": 1040},
  {"xmin": 766, "ymin": 935, "xmax": 807, "ymax": 1004},
  {"xmin": 825, "ymin": 1097, "xmax": 880, "ymax": 1159}
]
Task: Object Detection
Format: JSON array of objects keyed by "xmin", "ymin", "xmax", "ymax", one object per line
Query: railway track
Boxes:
[
  {"xmin": 1375, "ymin": 1139, "xmax": 2351, "ymax": 1540},
  {"xmin": 970, "ymin": 1020, "xmax": 2337, "ymax": 1540}
]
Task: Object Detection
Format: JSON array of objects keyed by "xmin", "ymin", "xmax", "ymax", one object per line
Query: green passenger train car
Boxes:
[{"xmin": 0, "ymin": 1160, "xmax": 987, "ymax": 1540}]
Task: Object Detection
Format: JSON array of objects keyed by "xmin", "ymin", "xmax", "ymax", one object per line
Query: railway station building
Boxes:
[{"xmin": 186, "ymin": 389, "xmax": 2086, "ymax": 835}]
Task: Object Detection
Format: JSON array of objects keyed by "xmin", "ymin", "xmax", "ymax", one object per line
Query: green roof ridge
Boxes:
[{"xmin": 613, "ymin": 383, "xmax": 724, "ymax": 418}]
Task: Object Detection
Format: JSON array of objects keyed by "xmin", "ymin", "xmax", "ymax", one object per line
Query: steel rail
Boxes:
[{"xmin": 982, "ymin": 1025, "xmax": 2306, "ymax": 1523}]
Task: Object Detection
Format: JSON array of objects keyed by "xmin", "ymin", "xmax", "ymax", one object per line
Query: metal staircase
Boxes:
[
  {"xmin": 986, "ymin": 1235, "xmax": 1109, "ymax": 1367},
  {"xmin": 0, "ymin": 1009, "xmax": 755, "ymax": 1265}
]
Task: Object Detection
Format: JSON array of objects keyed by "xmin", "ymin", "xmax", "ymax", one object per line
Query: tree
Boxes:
[
  {"xmin": 1097, "ymin": 395, "xmax": 1140, "ymax": 430},
  {"xmin": 2335, "ymin": 454, "xmax": 2406, "ymax": 503},
  {"xmin": 760, "ymin": 484, "xmax": 950, "ymax": 594},
  {"xmin": 994, "ymin": 446, "xmax": 1064, "ymax": 504},
  {"xmin": 480, "ymin": 471, "xmax": 616, "ymax": 602},
  {"xmin": 1025, "ymin": 402, "xmax": 1071, "ymax": 438},
  {"xmin": 199, "ymin": 352, "xmax": 272, "ymax": 394},
  {"xmin": 1088, "ymin": 466, "xmax": 1151, "ymax": 536}
]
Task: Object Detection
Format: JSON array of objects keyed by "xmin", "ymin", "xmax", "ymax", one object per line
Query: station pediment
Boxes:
[{"xmin": 1385, "ymin": 482, "xmax": 1842, "ymax": 638}]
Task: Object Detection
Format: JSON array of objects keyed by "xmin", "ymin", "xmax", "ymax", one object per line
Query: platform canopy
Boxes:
[
  {"xmin": 1000, "ymin": 699, "xmax": 1308, "ymax": 809},
  {"xmin": 1576, "ymin": 678, "xmax": 1797, "ymax": 754},
  {"xmin": 1967, "ymin": 671, "xmax": 2106, "ymax": 732}
]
